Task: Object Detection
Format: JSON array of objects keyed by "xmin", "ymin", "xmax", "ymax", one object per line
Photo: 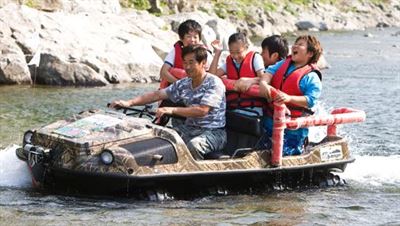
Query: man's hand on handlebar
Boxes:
[
  {"xmin": 109, "ymin": 100, "xmax": 131, "ymax": 109},
  {"xmin": 156, "ymin": 107, "xmax": 174, "ymax": 118}
]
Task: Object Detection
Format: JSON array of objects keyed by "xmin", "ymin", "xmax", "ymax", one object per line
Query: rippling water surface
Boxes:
[{"xmin": 0, "ymin": 28, "xmax": 399, "ymax": 225}]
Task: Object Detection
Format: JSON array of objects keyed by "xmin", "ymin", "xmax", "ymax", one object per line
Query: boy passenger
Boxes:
[
  {"xmin": 259, "ymin": 35, "xmax": 323, "ymax": 156},
  {"xmin": 159, "ymin": 19, "xmax": 213, "ymax": 88}
]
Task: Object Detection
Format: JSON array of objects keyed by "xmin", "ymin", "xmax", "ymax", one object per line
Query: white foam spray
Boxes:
[
  {"xmin": 341, "ymin": 155, "xmax": 400, "ymax": 186},
  {"xmin": 307, "ymin": 103, "xmax": 399, "ymax": 187},
  {"xmin": 308, "ymin": 102, "xmax": 329, "ymax": 143},
  {"xmin": 0, "ymin": 145, "xmax": 32, "ymax": 188}
]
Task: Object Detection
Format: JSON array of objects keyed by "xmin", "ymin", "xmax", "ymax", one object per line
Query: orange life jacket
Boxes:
[
  {"xmin": 173, "ymin": 41, "xmax": 184, "ymax": 69},
  {"xmin": 225, "ymin": 51, "xmax": 264, "ymax": 109},
  {"xmin": 159, "ymin": 41, "xmax": 185, "ymax": 89}
]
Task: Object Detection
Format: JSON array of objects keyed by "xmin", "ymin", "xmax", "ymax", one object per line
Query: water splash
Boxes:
[
  {"xmin": 341, "ymin": 155, "xmax": 400, "ymax": 186},
  {"xmin": 0, "ymin": 145, "xmax": 32, "ymax": 188},
  {"xmin": 307, "ymin": 103, "xmax": 399, "ymax": 187},
  {"xmin": 308, "ymin": 102, "xmax": 329, "ymax": 143}
]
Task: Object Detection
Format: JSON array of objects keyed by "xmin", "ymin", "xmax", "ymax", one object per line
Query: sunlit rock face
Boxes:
[
  {"xmin": 0, "ymin": 0, "xmax": 398, "ymax": 86},
  {"xmin": 0, "ymin": 3, "xmax": 169, "ymax": 85}
]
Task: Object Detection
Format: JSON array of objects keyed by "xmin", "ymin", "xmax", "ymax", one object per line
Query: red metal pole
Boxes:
[
  {"xmin": 271, "ymin": 102, "xmax": 285, "ymax": 166},
  {"xmin": 268, "ymin": 88, "xmax": 287, "ymax": 167},
  {"xmin": 221, "ymin": 78, "xmax": 366, "ymax": 167},
  {"xmin": 327, "ymin": 108, "xmax": 366, "ymax": 136},
  {"xmin": 285, "ymin": 108, "xmax": 366, "ymax": 133},
  {"xmin": 222, "ymin": 78, "xmax": 261, "ymax": 97}
]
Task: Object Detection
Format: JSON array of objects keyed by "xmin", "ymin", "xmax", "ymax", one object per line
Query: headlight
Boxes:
[
  {"xmin": 100, "ymin": 149, "xmax": 114, "ymax": 165},
  {"xmin": 23, "ymin": 130, "xmax": 34, "ymax": 145}
]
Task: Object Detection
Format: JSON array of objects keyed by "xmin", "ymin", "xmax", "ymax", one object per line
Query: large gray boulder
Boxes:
[
  {"xmin": 0, "ymin": 0, "xmax": 14, "ymax": 8},
  {"xmin": 0, "ymin": 39, "xmax": 32, "ymax": 84},
  {"xmin": 0, "ymin": 3, "xmax": 173, "ymax": 86},
  {"xmin": 0, "ymin": 20, "xmax": 31, "ymax": 84},
  {"xmin": 37, "ymin": 53, "xmax": 108, "ymax": 86},
  {"xmin": 1, "ymin": 0, "xmax": 398, "ymax": 86},
  {"xmin": 60, "ymin": 0, "xmax": 121, "ymax": 14},
  {"xmin": 0, "ymin": 0, "xmax": 120, "ymax": 13}
]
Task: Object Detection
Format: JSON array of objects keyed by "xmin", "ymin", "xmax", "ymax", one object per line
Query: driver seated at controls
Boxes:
[{"xmin": 109, "ymin": 45, "xmax": 227, "ymax": 160}]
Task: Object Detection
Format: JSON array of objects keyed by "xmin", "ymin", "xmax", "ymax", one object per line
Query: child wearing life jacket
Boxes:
[
  {"xmin": 259, "ymin": 35, "xmax": 323, "ymax": 156},
  {"xmin": 261, "ymin": 35, "xmax": 289, "ymax": 69},
  {"xmin": 209, "ymin": 32, "xmax": 265, "ymax": 114},
  {"xmin": 159, "ymin": 19, "xmax": 213, "ymax": 89}
]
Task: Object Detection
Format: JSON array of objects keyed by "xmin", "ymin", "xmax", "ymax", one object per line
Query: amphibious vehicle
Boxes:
[{"xmin": 16, "ymin": 94, "xmax": 365, "ymax": 198}]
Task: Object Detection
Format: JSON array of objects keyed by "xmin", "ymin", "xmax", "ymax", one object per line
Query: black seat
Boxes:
[{"xmin": 223, "ymin": 110, "xmax": 264, "ymax": 157}]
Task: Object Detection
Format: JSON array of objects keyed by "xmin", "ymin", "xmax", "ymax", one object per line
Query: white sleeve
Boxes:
[
  {"xmin": 253, "ymin": 53, "xmax": 265, "ymax": 72},
  {"xmin": 164, "ymin": 48, "xmax": 176, "ymax": 67},
  {"xmin": 220, "ymin": 63, "xmax": 227, "ymax": 74},
  {"xmin": 205, "ymin": 51, "xmax": 213, "ymax": 71}
]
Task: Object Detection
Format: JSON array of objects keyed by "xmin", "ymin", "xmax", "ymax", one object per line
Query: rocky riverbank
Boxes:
[{"xmin": 0, "ymin": 0, "xmax": 399, "ymax": 86}]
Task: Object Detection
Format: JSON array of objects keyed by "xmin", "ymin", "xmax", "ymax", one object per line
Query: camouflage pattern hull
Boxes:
[{"xmin": 16, "ymin": 109, "xmax": 355, "ymax": 197}]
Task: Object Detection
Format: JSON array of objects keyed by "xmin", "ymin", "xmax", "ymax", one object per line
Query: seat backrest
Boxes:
[{"xmin": 223, "ymin": 110, "xmax": 264, "ymax": 155}]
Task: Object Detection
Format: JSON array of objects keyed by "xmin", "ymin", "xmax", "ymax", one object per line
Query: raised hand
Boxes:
[{"xmin": 211, "ymin": 39, "xmax": 223, "ymax": 53}]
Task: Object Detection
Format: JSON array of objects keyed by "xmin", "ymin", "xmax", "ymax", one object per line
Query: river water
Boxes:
[{"xmin": 0, "ymin": 28, "xmax": 399, "ymax": 225}]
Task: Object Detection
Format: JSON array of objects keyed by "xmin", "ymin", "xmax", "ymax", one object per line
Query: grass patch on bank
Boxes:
[
  {"xmin": 213, "ymin": 0, "xmax": 260, "ymax": 20},
  {"xmin": 120, "ymin": 0, "xmax": 150, "ymax": 10},
  {"xmin": 19, "ymin": 0, "xmax": 394, "ymax": 15},
  {"xmin": 288, "ymin": 0, "xmax": 311, "ymax": 5},
  {"xmin": 116, "ymin": 0, "xmax": 393, "ymax": 20},
  {"xmin": 367, "ymin": 0, "xmax": 390, "ymax": 5},
  {"xmin": 21, "ymin": 0, "xmax": 39, "ymax": 9}
]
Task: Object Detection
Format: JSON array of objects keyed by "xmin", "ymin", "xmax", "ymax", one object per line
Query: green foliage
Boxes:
[
  {"xmin": 159, "ymin": 0, "xmax": 172, "ymax": 14},
  {"xmin": 284, "ymin": 4, "xmax": 299, "ymax": 16},
  {"xmin": 234, "ymin": 8, "xmax": 247, "ymax": 20},
  {"xmin": 118, "ymin": 0, "xmax": 393, "ymax": 22},
  {"xmin": 287, "ymin": 0, "xmax": 311, "ymax": 5},
  {"xmin": 134, "ymin": 0, "xmax": 150, "ymax": 10},
  {"xmin": 318, "ymin": 0, "xmax": 339, "ymax": 4},
  {"xmin": 263, "ymin": 2, "xmax": 277, "ymax": 12},
  {"xmin": 161, "ymin": 24, "xmax": 169, "ymax": 31},
  {"xmin": 212, "ymin": 0, "xmax": 264, "ymax": 20},
  {"xmin": 367, "ymin": 0, "xmax": 389, "ymax": 5},
  {"xmin": 159, "ymin": 0, "xmax": 168, "ymax": 8},
  {"xmin": 23, "ymin": 0, "xmax": 39, "ymax": 9},
  {"xmin": 198, "ymin": 6, "xmax": 211, "ymax": 14},
  {"xmin": 346, "ymin": 6, "xmax": 359, "ymax": 12},
  {"xmin": 214, "ymin": 1, "xmax": 228, "ymax": 19},
  {"xmin": 120, "ymin": 0, "xmax": 150, "ymax": 10}
]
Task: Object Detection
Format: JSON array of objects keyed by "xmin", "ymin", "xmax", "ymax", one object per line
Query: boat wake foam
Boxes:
[
  {"xmin": 3, "ymin": 146, "xmax": 396, "ymax": 192},
  {"xmin": 341, "ymin": 155, "xmax": 400, "ymax": 186},
  {"xmin": 0, "ymin": 144, "xmax": 32, "ymax": 189}
]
